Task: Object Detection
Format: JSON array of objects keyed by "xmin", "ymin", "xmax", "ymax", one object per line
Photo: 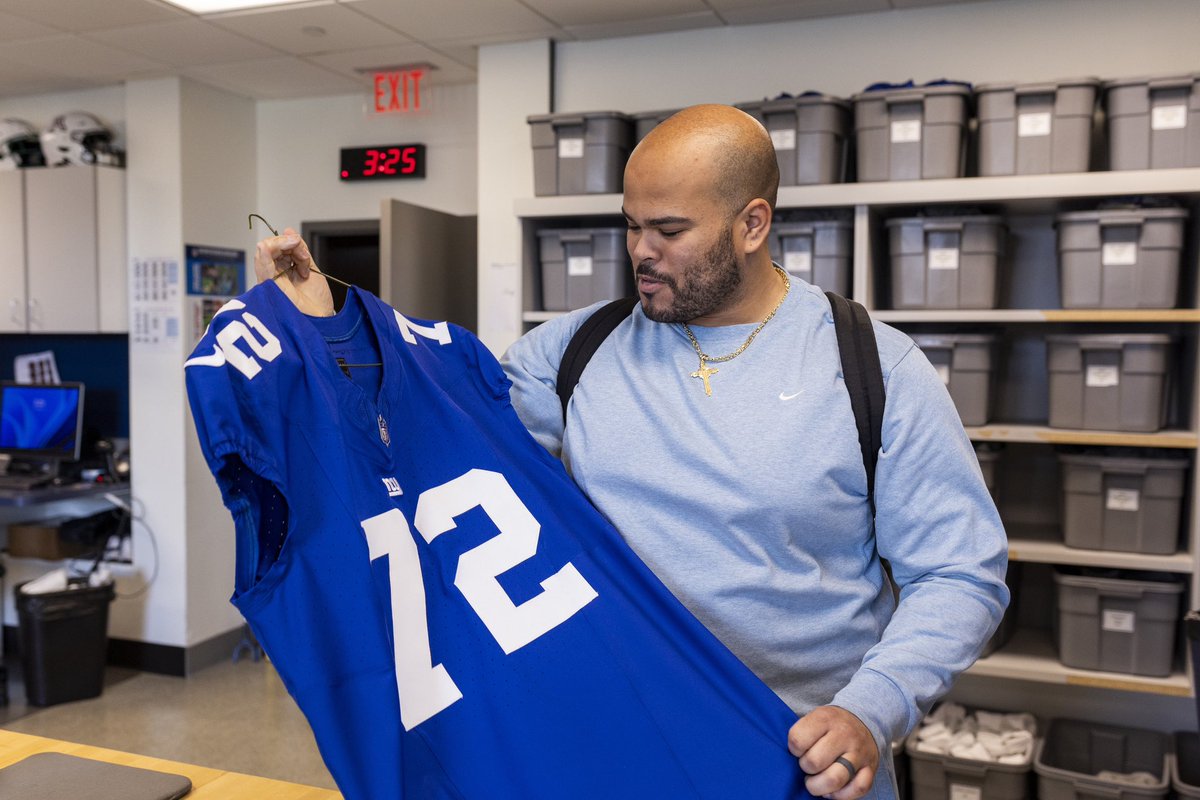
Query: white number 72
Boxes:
[{"xmin": 362, "ymin": 468, "xmax": 598, "ymax": 730}]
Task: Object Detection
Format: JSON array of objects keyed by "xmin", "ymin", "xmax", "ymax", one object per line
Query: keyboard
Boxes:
[{"xmin": 0, "ymin": 473, "xmax": 53, "ymax": 491}]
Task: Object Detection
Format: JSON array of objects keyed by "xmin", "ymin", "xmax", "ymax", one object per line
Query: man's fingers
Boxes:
[{"xmin": 819, "ymin": 763, "xmax": 875, "ymax": 800}]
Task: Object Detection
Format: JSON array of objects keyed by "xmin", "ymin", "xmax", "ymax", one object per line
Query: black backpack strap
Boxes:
[
  {"xmin": 826, "ymin": 291, "xmax": 886, "ymax": 515},
  {"xmin": 557, "ymin": 297, "xmax": 639, "ymax": 422}
]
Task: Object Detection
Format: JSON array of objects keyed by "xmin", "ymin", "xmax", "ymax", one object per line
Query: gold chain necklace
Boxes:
[{"xmin": 682, "ymin": 266, "xmax": 790, "ymax": 397}]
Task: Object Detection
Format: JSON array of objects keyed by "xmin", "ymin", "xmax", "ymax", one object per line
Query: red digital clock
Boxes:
[{"xmin": 340, "ymin": 144, "xmax": 426, "ymax": 181}]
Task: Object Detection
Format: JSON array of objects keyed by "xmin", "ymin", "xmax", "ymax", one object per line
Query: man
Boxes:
[{"xmin": 257, "ymin": 104, "xmax": 1008, "ymax": 800}]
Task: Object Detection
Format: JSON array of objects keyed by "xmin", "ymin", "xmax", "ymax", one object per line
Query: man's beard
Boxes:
[{"xmin": 637, "ymin": 227, "xmax": 742, "ymax": 324}]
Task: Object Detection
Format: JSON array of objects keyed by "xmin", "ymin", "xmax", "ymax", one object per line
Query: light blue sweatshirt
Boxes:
[{"xmin": 500, "ymin": 278, "xmax": 1009, "ymax": 796}]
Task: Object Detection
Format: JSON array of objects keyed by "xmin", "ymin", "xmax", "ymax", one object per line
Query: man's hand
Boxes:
[
  {"xmin": 254, "ymin": 227, "xmax": 334, "ymax": 317},
  {"xmin": 788, "ymin": 706, "xmax": 879, "ymax": 800}
]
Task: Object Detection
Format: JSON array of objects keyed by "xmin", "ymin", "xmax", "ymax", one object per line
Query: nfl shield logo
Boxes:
[{"xmin": 377, "ymin": 414, "xmax": 390, "ymax": 446}]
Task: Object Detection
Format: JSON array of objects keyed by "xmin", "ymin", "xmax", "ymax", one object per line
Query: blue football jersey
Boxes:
[{"xmin": 185, "ymin": 283, "xmax": 808, "ymax": 800}]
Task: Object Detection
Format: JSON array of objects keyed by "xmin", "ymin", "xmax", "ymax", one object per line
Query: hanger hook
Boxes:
[{"xmin": 248, "ymin": 213, "xmax": 279, "ymax": 236}]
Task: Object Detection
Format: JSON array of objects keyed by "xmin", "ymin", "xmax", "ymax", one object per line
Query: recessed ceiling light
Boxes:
[{"xmin": 161, "ymin": 0, "xmax": 316, "ymax": 13}]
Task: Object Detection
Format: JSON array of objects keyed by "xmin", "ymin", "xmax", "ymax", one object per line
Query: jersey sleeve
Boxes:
[{"xmin": 184, "ymin": 299, "xmax": 286, "ymax": 489}]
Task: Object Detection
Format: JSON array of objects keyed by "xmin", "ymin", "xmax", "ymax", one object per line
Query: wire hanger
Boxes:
[
  {"xmin": 248, "ymin": 213, "xmax": 355, "ymax": 290},
  {"xmin": 249, "ymin": 213, "xmax": 381, "ymax": 372}
]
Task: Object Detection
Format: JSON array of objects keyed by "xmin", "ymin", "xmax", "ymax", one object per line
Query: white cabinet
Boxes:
[
  {"xmin": 23, "ymin": 165, "xmax": 126, "ymax": 334},
  {"xmin": 513, "ymin": 167, "xmax": 1200, "ymax": 712},
  {"xmin": 0, "ymin": 171, "xmax": 28, "ymax": 333}
]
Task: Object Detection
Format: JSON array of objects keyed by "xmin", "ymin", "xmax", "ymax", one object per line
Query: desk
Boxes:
[
  {"xmin": 0, "ymin": 480, "xmax": 127, "ymax": 508},
  {"xmin": 0, "ymin": 729, "xmax": 343, "ymax": 799}
]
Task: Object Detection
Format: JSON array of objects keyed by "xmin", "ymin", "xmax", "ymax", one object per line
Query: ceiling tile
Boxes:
[
  {"xmin": 890, "ymin": 0, "xmax": 987, "ymax": 7},
  {"xmin": 520, "ymin": 0, "xmax": 707, "ymax": 27},
  {"xmin": 0, "ymin": 55, "xmax": 108, "ymax": 97},
  {"xmin": 184, "ymin": 55, "xmax": 363, "ymax": 99},
  {"xmin": 349, "ymin": 0, "xmax": 561, "ymax": 42},
  {"xmin": 565, "ymin": 10, "xmax": 722, "ymax": 40},
  {"xmin": 0, "ymin": 10, "xmax": 62, "ymax": 42},
  {"xmin": 309, "ymin": 43, "xmax": 476, "ymax": 86},
  {"xmin": 207, "ymin": 2, "xmax": 408, "ymax": 56},
  {"xmin": 87, "ymin": 19, "xmax": 281, "ymax": 66},
  {"xmin": 0, "ymin": 35, "xmax": 169, "ymax": 80},
  {"xmin": 0, "ymin": 0, "xmax": 186, "ymax": 32}
]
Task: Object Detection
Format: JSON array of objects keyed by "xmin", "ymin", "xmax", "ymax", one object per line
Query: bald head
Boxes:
[{"xmin": 629, "ymin": 104, "xmax": 779, "ymax": 217}]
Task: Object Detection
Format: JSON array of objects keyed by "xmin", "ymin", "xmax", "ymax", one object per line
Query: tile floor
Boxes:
[{"xmin": 0, "ymin": 650, "xmax": 337, "ymax": 790}]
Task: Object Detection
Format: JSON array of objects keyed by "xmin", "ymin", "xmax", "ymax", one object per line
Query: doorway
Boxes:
[{"xmin": 301, "ymin": 219, "xmax": 380, "ymax": 309}]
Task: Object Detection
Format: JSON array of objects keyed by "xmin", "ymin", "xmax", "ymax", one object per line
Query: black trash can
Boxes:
[
  {"xmin": 16, "ymin": 578, "xmax": 115, "ymax": 706},
  {"xmin": 1189, "ymin": 610, "xmax": 1200, "ymax": 730}
]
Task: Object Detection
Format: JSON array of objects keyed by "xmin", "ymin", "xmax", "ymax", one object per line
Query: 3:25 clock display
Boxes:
[{"xmin": 340, "ymin": 144, "xmax": 426, "ymax": 181}]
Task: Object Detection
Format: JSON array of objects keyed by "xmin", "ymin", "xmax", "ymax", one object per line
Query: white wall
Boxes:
[
  {"xmin": 555, "ymin": 0, "xmax": 1200, "ymax": 112},
  {"xmin": 180, "ymin": 79, "xmax": 257, "ymax": 648},
  {"xmin": 256, "ymin": 83, "xmax": 477, "ymax": 231}
]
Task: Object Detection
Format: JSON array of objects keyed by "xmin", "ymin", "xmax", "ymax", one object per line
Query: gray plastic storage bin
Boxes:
[
  {"xmin": 853, "ymin": 84, "xmax": 971, "ymax": 181},
  {"xmin": 1105, "ymin": 74, "xmax": 1200, "ymax": 170},
  {"xmin": 975, "ymin": 444, "xmax": 1001, "ymax": 500},
  {"xmin": 976, "ymin": 79, "xmax": 1099, "ymax": 176},
  {"xmin": 737, "ymin": 94, "xmax": 850, "ymax": 185},
  {"xmin": 767, "ymin": 220, "xmax": 852, "ymax": 295},
  {"xmin": 1053, "ymin": 571, "xmax": 1182, "ymax": 677},
  {"xmin": 528, "ymin": 111, "xmax": 633, "ymax": 196},
  {"xmin": 1188, "ymin": 611, "xmax": 1200, "ymax": 729},
  {"xmin": 905, "ymin": 717, "xmax": 1034, "ymax": 800},
  {"xmin": 911, "ymin": 334, "xmax": 996, "ymax": 426},
  {"xmin": 1058, "ymin": 453, "xmax": 1186, "ymax": 555},
  {"xmin": 1056, "ymin": 208, "xmax": 1187, "ymax": 309},
  {"xmin": 537, "ymin": 228, "xmax": 629, "ymax": 312},
  {"xmin": 980, "ymin": 561, "xmax": 1020, "ymax": 658},
  {"xmin": 632, "ymin": 108, "xmax": 680, "ymax": 143},
  {"xmin": 887, "ymin": 216, "xmax": 1004, "ymax": 309},
  {"xmin": 1034, "ymin": 719, "xmax": 1168, "ymax": 800},
  {"xmin": 1046, "ymin": 334, "xmax": 1174, "ymax": 432},
  {"xmin": 1174, "ymin": 732, "xmax": 1200, "ymax": 800}
]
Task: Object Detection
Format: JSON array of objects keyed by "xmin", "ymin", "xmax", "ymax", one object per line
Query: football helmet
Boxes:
[
  {"xmin": 41, "ymin": 112, "xmax": 122, "ymax": 167},
  {"xmin": 0, "ymin": 118, "xmax": 45, "ymax": 170}
]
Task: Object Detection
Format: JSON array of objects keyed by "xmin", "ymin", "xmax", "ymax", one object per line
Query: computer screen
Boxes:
[{"xmin": 0, "ymin": 382, "xmax": 85, "ymax": 462}]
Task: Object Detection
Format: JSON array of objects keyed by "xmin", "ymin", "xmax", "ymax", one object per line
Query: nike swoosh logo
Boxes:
[{"xmin": 779, "ymin": 390, "xmax": 805, "ymax": 401}]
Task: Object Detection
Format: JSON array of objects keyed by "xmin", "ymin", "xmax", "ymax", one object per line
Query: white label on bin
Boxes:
[
  {"xmin": 770, "ymin": 128, "xmax": 797, "ymax": 150},
  {"xmin": 567, "ymin": 256, "xmax": 593, "ymax": 277},
  {"xmin": 1086, "ymin": 365, "xmax": 1120, "ymax": 387},
  {"xmin": 1106, "ymin": 488, "xmax": 1141, "ymax": 512},
  {"xmin": 784, "ymin": 251, "xmax": 812, "ymax": 275},
  {"xmin": 891, "ymin": 120, "xmax": 922, "ymax": 143},
  {"xmin": 558, "ymin": 138, "xmax": 584, "ymax": 158},
  {"xmin": 1102, "ymin": 609, "xmax": 1136, "ymax": 633},
  {"xmin": 950, "ymin": 784, "xmax": 982, "ymax": 800},
  {"xmin": 928, "ymin": 248, "xmax": 960, "ymax": 270},
  {"xmin": 935, "ymin": 364, "xmax": 951, "ymax": 385},
  {"xmin": 1102, "ymin": 241, "xmax": 1138, "ymax": 266},
  {"xmin": 1018, "ymin": 111, "xmax": 1052, "ymax": 137},
  {"xmin": 1151, "ymin": 104, "xmax": 1187, "ymax": 130}
]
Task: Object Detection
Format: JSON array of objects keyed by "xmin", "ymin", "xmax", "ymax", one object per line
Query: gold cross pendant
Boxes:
[{"xmin": 691, "ymin": 359, "xmax": 719, "ymax": 397}]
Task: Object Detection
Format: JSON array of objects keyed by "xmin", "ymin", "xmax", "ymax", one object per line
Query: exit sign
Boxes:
[{"xmin": 373, "ymin": 69, "xmax": 425, "ymax": 113}]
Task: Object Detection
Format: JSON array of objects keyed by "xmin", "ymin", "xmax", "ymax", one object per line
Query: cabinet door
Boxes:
[
  {"xmin": 0, "ymin": 171, "xmax": 28, "ymax": 332},
  {"xmin": 96, "ymin": 166, "xmax": 127, "ymax": 333},
  {"xmin": 25, "ymin": 166, "xmax": 99, "ymax": 332}
]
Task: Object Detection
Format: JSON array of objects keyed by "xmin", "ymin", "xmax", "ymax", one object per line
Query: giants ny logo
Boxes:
[{"xmin": 382, "ymin": 477, "xmax": 403, "ymax": 497}]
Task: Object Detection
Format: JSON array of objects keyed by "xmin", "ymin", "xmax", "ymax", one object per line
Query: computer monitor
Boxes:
[{"xmin": 0, "ymin": 381, "xmax": 85, "ymax": 465}]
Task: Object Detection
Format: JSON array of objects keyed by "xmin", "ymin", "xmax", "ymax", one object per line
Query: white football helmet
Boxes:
[
  {"xmin": 41, "ymin": 112, "xmax": 122, "ymax": 167},
  {"xmin": 0, "ymin": 118, "xmax": 45, "ymax": 170}
]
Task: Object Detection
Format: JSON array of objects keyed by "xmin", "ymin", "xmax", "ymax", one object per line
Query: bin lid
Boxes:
[
  {"xmin": 1055, "ymin": 207, "xmax": 1188, "ymax": 224},
  {"xmin": 975, "ymin": 77, "xmax": 1100, "ymax": 94},
  {"xmin": 631, "ymin": 108, "xmax": 681, "ymax": 120},
  {"xmin": 885, "ymin": 215, "xmax": 1003, "ymax": 227},
  {"xmin": 526, "ymin": 111, "xmax": 631, "ymax": 124},
  {"xmin": 1104, "ymin": 73, "xmax": 1200, "ymax": 91},
  {"xmin": 1053, "ymin": 569, "xmax": 1184, "ymax": 594},
  {"xmin": 772, "ymin": 219, "xmax": 852, "ymax": 233},
  {"xmin": 852, "ymin": 81, "xmax": 972, "ymax": 101},
  {"xmin": 1058, "ymin": 452, "xmax": 1188, "ymax": 470},
  {"xmin": 911, "ymin": 333, "xmax": 997, "ymax": 347},
  {"xmin": 1045, "ymin": 333, "xmax": 1174, "ymax": 346},
  {"xmin": 536, "ymin": 226, "xmax": 626, "ymax": 238}
]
